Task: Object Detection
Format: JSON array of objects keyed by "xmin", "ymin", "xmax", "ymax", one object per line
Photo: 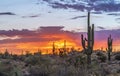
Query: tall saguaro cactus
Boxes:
[
  {"xmin": 107, "ymin": 35, "xmax": 113, "ymax": 61},
  {"xmin": 81, "ymin": 12, "xmax": 94, "ymax": 64}
]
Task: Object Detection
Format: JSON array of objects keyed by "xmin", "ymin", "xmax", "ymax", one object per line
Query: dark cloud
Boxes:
[
  {"xmin": 0, "ymin": 12, "xmax": 16, "ymax": 15},
  {"xmin": 0, "ymin": 26, "xmax": 120, "ymax": 46},
  {"xmin": 0, "ymin": 29, "xmax": 36, "ymax": 37},
  {"xmin": 70, "ymin": 16, "xmax": 86, "ymax": 20},
  {"xmin": 0, "ymin": 37, "xmax": 60, "ymax": 44},
  {"xmin": 41, "ymin": 0, "xmax": 120, "ymax": 12},
  {"xmin": 0, "ymin": 26, "xmax": 65, "ymax": 37},
  {"xmin": 91, "ymin": 12, "xmax": 102, "ymax": 14},
  {"xmin": 107, "ymin": 13, "xmax": 120, "ymax": 16},
  {"xmin": 38, "ymin": 26, "xmax": 64, "ymax": 33},
  {"xmin": 48, "ymin": 11, "xmax": 52, "ymax": 13},
  {"xmin": 97, "ymin": 26, "xmax": 105, "ymax": 30},
  {"xmin": 0, "ymin": 26, "xmax": 80, "ymax": 44},
  {"xmin": 22, "ymin": 14, "xmax": 41, "ymax": 18},
  {"xmin": 50, "ymin": 2, "xmax": 85, "ymax": 11}
]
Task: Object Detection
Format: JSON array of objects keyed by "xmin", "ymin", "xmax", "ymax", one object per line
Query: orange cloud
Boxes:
[{"xmin": 0, "ymin": 26, "xmax": 120, "ymax": 54}]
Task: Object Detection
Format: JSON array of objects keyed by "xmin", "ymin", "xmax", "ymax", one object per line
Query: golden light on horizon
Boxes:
[{"xmin": 0, "ymin": 34, "xmax": 120, "ymax": 55}]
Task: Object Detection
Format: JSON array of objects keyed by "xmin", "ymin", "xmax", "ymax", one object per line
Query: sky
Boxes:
[{"xmin": 0, "ymin": 0, "xmax": 120, "ymax": 54}]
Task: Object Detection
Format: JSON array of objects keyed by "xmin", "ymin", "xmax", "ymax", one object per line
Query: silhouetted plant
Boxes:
[
  {"xmin": 59, "ymin": 49, "xmax": 66, "ymax": 57},
  {"xmin": 3, "ymin": 49, "xmax": 10, "ymax": 59},
  {"xmin": 25, "ymin": 55, "xmax": 40, "ymax": 65},
  {"xmin": 34, "ymin": 50, "xmax": 41, "ymax": 56},
  {"xmin": 81, "ymin": 12, "xmax": 94, "ymax": 65},
  {"xmin": 63, "ymin": 40, "xmax": 67, "ymax": 54},
  {"xmin": 0, "ymin": 60, "xmax": 19, "ymax": 76},
  {"xmin": 115, "ymin": 52, "xmax": 120, "ymax": 60},
  {"xmin": 107, "ymin": 35, "xmax": 113, "ymax": 61},
  {"xmin": 25, "ymin": 51, "xmax": 32, "ymax": 57},
  {"xmin": 52, "ymin": 42, "xmax": 56, "ymax": 55},
  {"xmin": 97, "ymin": 54, "xmax": 106, "ymax": 62}
]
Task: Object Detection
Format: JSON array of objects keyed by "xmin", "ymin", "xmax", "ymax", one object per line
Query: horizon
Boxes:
[{"xmin": 0, "ymin": 0, "xmax": 120, "ymax": 54}]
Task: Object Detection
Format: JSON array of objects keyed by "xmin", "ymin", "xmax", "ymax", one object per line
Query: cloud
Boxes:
[
  {"xmin": 116, "ymin": 18, "xmax": 120, "ymax": 20},
  {"xmin": 22, "ymin": 14, "xmax": 41, "ymax": 18},
  {"xmin": 0, "ymin": 12, "xmax": 16, "ymax": 15},
  {"xmin": 95, "ymin": 29, "xmax": 120, "ymax": 41},
  {"xmin": 0, "ymin": 37, "xmax": 60, "ymax": 44},
  {"xmin": 0, "ymin": 29, "xmax": 36, "ymax": 37},
  {"xmin": 48, "ymin": 11, "xmax": 52, "ymax": 13},
  {"xmin": 0, "ymin": 26, "xmax": 80, "ymax": 44},
  {"xmin": 107, "ymin": 13, "xmax": 120, "ymax": 16},
  {"xmin": 115, "ymin": 18, "xmax": 120, "ymax": 22},
  {"xmin": 70, "ymin": 16, "xmax": 86, "ymax": 20},
  {"xmin": 91, "ymin": 12, "xmax": 102, "ymax": 14},
  {"xmin": 0, "ymin": 26, "xmax": 120, "ymax": 50},
  {"xmin": 40, "ymin": 0, "xmax": 120, "ymax": 12},
  {"xmin": 97, "ymin": 26, "xmax": 105, "ymax": 30},
  {"xmin": 49, "ymin": 2, "xmax": 85, "ymax": 11}
]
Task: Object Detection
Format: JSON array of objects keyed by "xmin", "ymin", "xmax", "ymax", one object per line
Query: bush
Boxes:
[
  {"xmin": 24, "ymin": 56, "xmax": 40, "ymax": 65},
  {"xmin": 96, "ymin": 52, "xmax": 106, "ymax": 62},
  {"xmin": 115, "ymin": 53, "xmax": 120, "ymax": 60},
  {"xmin": 29, "ymin": 65, "xmax": 49, "ymax": 76},
  {"xmin": 0, "ymin": 60, "xmax": 22, "ymax": 76},
  {"xmin": 98, "ymin": 55, "xmax": 106, "ymax": 62}
]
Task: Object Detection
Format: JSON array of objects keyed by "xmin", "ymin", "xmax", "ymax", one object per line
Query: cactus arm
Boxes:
[
  {"xmin": 107, "ymin": 35, "xmax": 113, "ymax": 61},
  {"xmin": 92, "ymin": 24, "xmax": 94, "ymax": 46},
  {"xmin": 88, "ymin": 12, "xmax": 90, "ymax": 28},
  {"xmin": 81, "ymin": 34, "xmax": 86, "ymax": 50}
]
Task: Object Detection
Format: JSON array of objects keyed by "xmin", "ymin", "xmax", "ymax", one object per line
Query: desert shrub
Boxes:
[
  {"xmin": 50, "ymin": 65, "xmax": 86, "ymax": 76},
  {"xmin": 29, "ymin": 65, "xmax": 49, "ymax": 76},
  {"xmin": 24, "ymin": 55, "xmax": 52, "ymax": 66},
  {"xmin": 98, "ymin": 55, "xmax": 106, "ymax": 62},
  {"xmin": 96, "ymin": 52, "xmax": 106, "ymax": 62},
  {"xmin": 2, "ymin": 51, "xmax": 11, "ymax": 59},
  {"xmin": 59, "ymin": 51, "xmax": 67, "ymax": 57},
  {"xmin": 0, "ymin": 60, "xmax": 23, "ymax": 76},
  {"xmin": 96, "ymin": 51, "xmax": 104, "ymax": 56},
  {"xmin": 11, "ymin": 55, "xmax": 18, "ymax": 60},
  {"xmin": 115, "ymin": 53, "xmax": 120, "ymax": 60},
  {"xmin": 67, "ymin": 54, "xmax": 86, "ymax": 67},
  {"xmin": 24, "ymin": 56, "xmax": 40, "ymax": 65}
]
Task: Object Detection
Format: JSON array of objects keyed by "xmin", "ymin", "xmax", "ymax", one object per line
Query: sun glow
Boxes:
[{"xmin": 0, "ymin": 33, "xmax": 119, "ymax": 55}]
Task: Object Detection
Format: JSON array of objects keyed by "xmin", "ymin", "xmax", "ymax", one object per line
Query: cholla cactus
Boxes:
[
  {"xmin": 107, "ymin": 35, "xmax": 113, "ymax": 61},
  {"xmin": 81, "ymin": 12, "xmax": 94, "ymax": 64}
]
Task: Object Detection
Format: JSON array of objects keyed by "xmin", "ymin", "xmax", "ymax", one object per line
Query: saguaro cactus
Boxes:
[
  {"xmin": 107, "ymin": 35, "xmax": 113, "ymax": 61},
  {"xmin": 64, "ymin": 40, "xmax": 66, "ymax": 53},
  {"xmin": 81, "ymin": 12, "xmax": 94, "ymax": 64},
  {"xmin": 52, "ymin": 42, "xmax": 55, "ymax": 55}
]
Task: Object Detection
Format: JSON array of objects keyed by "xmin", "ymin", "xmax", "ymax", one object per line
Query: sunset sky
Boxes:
[{"xmin": 0, "ymin": 0, "xmax": 120, "ymax": 54}]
